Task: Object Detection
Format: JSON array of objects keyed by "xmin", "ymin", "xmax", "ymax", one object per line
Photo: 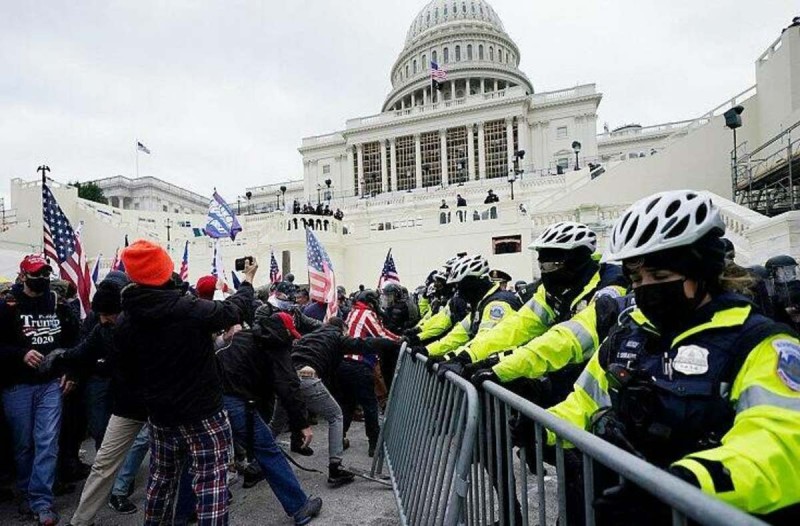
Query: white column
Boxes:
[
  {"xmin": 389, "ymin": 138, "xmax": 398, "ymax": 191},
  {"xmin": 518, "ymin": 115, "xmax": 529, "ymax": 169},
  {"xmin": 345, "ymin": 148, "xmax": 355, "ymax": 195},
  {"xmin": 467, "ymin": 124, "xmax": 476, "ymax": 181},
  {"xmin": 356, "ymin": 144, "xmax": 364, "ymax": 195},
  {"xmin": 477, "ymin": 122, "xmax": 486, "ymax": 179},
  {"xmin": 401, "ymin": 98, "xmax": 406, "ymax": 110},
  {"xmin": 506, "ymin": 117, "xmax": 515, "ymax": 173},
  {"xmin": 494, "ymin": 79, "xmax": 499, "ymax": 92},
  {"xmin": 450, "ymin": 80, "xmax": 455, "ymax": 100},
  {"xmin": 440, "ymin": 129, "xmax": 449, "ymax": 186},
  {"xmin": 423, "ymin": 87, "xmax": 428, "ymax": 105},
  {"xmin": 481, "ymin": 78, "xmax": 485, "ymax": 94},
  {"xmin": 380, "ymin": 139, "xmax": 388, "ymax": 194},
  {"xmin": 414, "ymin": 134, "xmax": 423, "ymax": 189}
]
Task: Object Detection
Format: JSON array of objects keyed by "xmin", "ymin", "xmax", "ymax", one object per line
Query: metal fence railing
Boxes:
[
  {"xmin": 374, "ymin": 346, "xmax": 769, "ymax": 526},
  {"xmin": 372, "ymin": 344, "xmax": 479, "ymax": 526}
]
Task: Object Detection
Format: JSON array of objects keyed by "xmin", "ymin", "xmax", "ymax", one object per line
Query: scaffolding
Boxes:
[
  {"xmin": 396, "ymin": 135, "xmax": 416, "ymax": 191},
  {"xmin": 484, "ymin": 119, "xmax": 508, "ymax": 179},
  {"xmin": 420, "ymin": 131, "xmax": 442, "ymax": 187},
  {"xmin": 363, "ymin": 141, "xmax": 383, "ymax": 196},
  {"xmin": 446, "ymin": 126, "xmax": 469, "ymax": 185},
  {"xmin": 733, "ymin": 119, "xmax": 800, "ymax": 217}
]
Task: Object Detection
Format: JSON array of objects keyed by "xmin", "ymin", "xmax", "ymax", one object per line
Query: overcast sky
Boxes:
[{"xmin": 0, "ymin": 0, "xmax": 796, "ymax": 204}]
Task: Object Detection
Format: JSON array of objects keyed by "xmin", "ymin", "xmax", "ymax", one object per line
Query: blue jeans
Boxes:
[
  {"xmin": 111, "ymin": 425, "xmax": 150, "ymax": 497},
  {"xmin": 85, "ymin": 376, "xmax": 112, "ymax": 451},
  {"xmin": 224, "ymin": 396, "xmax": 308, "ymax": 516},
  {"xmin": 2, "ymin": 380, "xmax": 62, "ymax": 513}
]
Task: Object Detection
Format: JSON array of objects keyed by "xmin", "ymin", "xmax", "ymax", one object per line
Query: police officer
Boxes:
[
  {"xmin": 542, "ymin": 190, "xmax": 800, "ymax": 523},
  {"xmin": 488, "ymin": 269, "xmax": 512, "ymax": 291},
  {"xmin": 412, "ymin": 255, "xmax": 521, "ymax": 368},
  {"xmin": 456, "ymin": 222, "xmax": 628, "ymax": 392},
  {"xmin": 406, "ymin": 257, "xmax": 468, "ymax": 345},
  {"xmin": 765, "ymin": 254, "xmax": 799, "ymax": 325},
  {"xmin": 380, "ymin": 283, "xmax": 412, "ymax": 334}
]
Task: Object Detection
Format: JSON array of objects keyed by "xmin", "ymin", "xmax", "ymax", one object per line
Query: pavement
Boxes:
[{"xmin": 0, "ymin": 421, "xmax": 400, "ymax": 526}]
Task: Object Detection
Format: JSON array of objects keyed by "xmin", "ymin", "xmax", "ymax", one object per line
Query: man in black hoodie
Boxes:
[
  {"xmin": 115, "ymin": 240, "xmax": 255, "ymax": 526},
  {"xmin": 0, "ymin": 255, "xmax": 80, "ymax": 526},
  {"xmin": 215, "ymin": 309, "xmax": 322, "ymax": 525}
]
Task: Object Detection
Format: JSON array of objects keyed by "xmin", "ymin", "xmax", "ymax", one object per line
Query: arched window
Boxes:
[
  {"xmin": 432, "ymin": 50, "xmax": 438, "ymax": 64},
  {"xmin": 443, "ymin": 47, "xmax": 449, "ymax": 63},
  {"xmin": 471, "ymin": 3, "xmax": 476, "ymax": 14},
  {"xmin": 498, "ymin": 49, "xmax": 502, "ymax": 62},
  {"xmin": 434, "ymin": 7, "xmax": 438, "ymax": 19},
  {"xmin": 413, "ymin": 59, "xmax": 417, "ymax": 74},
  {"xmin": 462, "ymin": 2, "xmax": 467, "ymax": 13},
  {"xmin": 422, "ymin": 54, "xmax": 427, "ymax": 67},
  {"xmin": 426, "ymin": 12, "xmax": 430, "ymax": 23},
  {"xmin": 489, "ymin": 46, "xmax": 494, "ymax": 61},
  {"xmin": 405, "ymin": 64, "xmax": 409, "ymax": 77},
  {"xmin": 444, "ymin": 4, "xmax": 448, "ymax": 16},
  {"xmin": 455, "ymin": 45, "xmax": 461, "ymax": 62},
  {"xmin": 478, "ymin": 44, "xmax": 484, "ymax": 60},
  {"xmin": 467, "ymin": 44, "xmax": 473, "ymax": 60}
]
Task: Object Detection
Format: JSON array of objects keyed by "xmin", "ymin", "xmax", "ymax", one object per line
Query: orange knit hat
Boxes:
[{"xmin": 121, "ymin": 239, "xmax": 174, "ymax": 286}]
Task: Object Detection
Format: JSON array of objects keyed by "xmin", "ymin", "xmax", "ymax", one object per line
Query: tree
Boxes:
[{"xmin": 71, "ymin": 181, "xmax": 108, "ymax": 204}]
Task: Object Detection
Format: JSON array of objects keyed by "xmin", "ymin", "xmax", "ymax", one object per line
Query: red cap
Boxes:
[
  {"xmin": 196, "ymin": 275, "xmax": 218, "ymax": 300},
  {"xmin": 20, "ymin": 254, "xmax": 52, "ymax": 275},
  {"xmin": 274, "ymin": 312, "xmax": 302, "ymax": 340}
]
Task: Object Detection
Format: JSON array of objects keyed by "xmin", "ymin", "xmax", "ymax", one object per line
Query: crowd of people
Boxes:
[
  {"xmin": 0, "ymin": 188, "xmax": 798, "ymax": 525},
  {"xmin": 291, "ymin": 200, "xmax": 344, "ymax": 220}
]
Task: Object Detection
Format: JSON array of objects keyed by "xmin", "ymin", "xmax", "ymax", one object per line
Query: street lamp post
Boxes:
[
  {"xmin": 507, "ymin": 171, "xmax": 517, "ymax": 200},
  {"xmin": 280, "ymin": 185, "xmax": 287, "ymax": 209},
  {"xmin": 324, "ymin": 179, "xmax": 332, "ymax": 202},
  {"xmin": 275, "ymin": 191, "xmax": 281, "ymax": 209},
  {"xmin": 165, "ymin": 218, "xmax": 172, "ymax": 251},
  {"xmin": 571, "ymin": 141, "xmax": 582, "ymax": 171},
  {"xmin": 245, "ymin": 191, "xmax": 252, "ymax": 214},
  {"xmin": 723, "ymin": 105, "xmax": 745, "ymax": 202}
]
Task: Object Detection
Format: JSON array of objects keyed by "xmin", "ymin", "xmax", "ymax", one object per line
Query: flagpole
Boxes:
[{"xmin": 135, "ymin": 140, "xmax": 139, "ymax": 178}]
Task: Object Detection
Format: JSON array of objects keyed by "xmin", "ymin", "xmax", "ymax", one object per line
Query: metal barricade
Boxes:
[
  {"xmin": 475, "ymin": 380, "xmax": 769, "ymax": 526},
  {"xmin": 372, "ymin": 345, "xmax": 479, "ymax": 526},
  {"xmin": 376, "ymin": 347, "xmax": 768, "ymax": 526}
]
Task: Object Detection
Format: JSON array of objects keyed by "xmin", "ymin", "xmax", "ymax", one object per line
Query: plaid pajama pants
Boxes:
[{"xmin": 144, "ymin": 410, "xmax": 232, "ymax": 526}]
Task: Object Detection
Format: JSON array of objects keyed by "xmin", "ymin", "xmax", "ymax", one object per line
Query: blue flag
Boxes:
[
  {"xmin": 231, "ymin": 271, "xmax": 241, "ymax": 290},
  {"xmin": 205, "ymin": 191, "xmax": 242, "ymax": 240}
]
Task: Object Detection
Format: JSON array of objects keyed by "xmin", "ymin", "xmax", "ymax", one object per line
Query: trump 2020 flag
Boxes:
[
  {"xmin": 306, "ymin": 228, "xmax": 338, "ymax": 320},
  {"xmin": 378, "ymin": 249, "xmax": 400, "ymax": 289},
  {"xmin": 205, "ymin": 190, "xmax": 242, "ymax": 241}
]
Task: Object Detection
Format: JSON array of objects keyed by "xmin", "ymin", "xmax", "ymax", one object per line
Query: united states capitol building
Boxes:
[{"xmin": 2, "ymin": 0, "xmax": 799, "ymax": 289}]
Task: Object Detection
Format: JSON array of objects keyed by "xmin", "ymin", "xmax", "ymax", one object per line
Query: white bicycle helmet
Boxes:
[
  {"xmin": 447, "ymin": 254, "xmax": 490, "ymax": 284},
  {"xmin": 529, "ymin": 222, "xmax": 597, "ymax": 252},
  {"xmin": 606, "ymin": 190, "xmax": 725, "ymax": 262}
]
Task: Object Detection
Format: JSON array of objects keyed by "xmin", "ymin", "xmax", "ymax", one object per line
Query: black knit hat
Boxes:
[{"xmin": 92, "ymin": 281, "xmax": 122, "ymax": 314}]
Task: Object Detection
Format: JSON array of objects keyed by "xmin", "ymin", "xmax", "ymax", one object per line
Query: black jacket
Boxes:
[
  {"xmin": 291, "ymin": 325, "xmax": 397, "ymax": 383},
  {"xmin": 0, "ymin": 284, "xmax": 80, "ymax": 388},
  {"xmin": 216, "ymin": 318, "xmax": 308, "ymax": 433},
  {"xmin": 116, "ymin": 282, "xmax": 254, "ymax": 426},
  {"xmin": 60, "ymin": 321, "xmax": 147, "ymax": 421}
]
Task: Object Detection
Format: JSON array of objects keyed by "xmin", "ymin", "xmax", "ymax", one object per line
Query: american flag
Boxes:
[
  {"xmin": 431, "ymin": 62, "xmax": 447, "ymax": 82},
  {"xmin": 270, "ymin": 249, "xmax": 282, "ymax": 284},
  {"xmin": 378, "ymin": 249, "xmax": 400, "ymax": 289},
  {"xmin": 179, "ymin": 240, "xmax": 189, "ymax": 282},
  {"xmin": 42, "ymin": 183, "xmax": 91, "ymax": 318},
  {"xmin": 305, "ymin": 228, "xmax": 338, "ymax": 320}
]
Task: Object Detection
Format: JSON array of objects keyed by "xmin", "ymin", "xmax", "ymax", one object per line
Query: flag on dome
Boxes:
[
  {"xmin": 42, "ymin": 183, "xmax": 91, "ymax": 318},
  {"xmin": 305, "ymin": 228, "xmax": 338, "ymax": 321},
  {"xmin": 137, "ymin": 141, "xmax": 151, "ymax": 154},
  {"xmin": 270, "ymin": 249, "xmax": 282, "ymax": 284},
  {"xmin": 178, "ymin": 240, "xmax": 189, "ymax": 282},
  {"xmin": 378, "ymin": 249, "xmax": 400, "ymax": 289},
  {"xmin": 204, "ymin": 190, "xmax": 242, "ymax": 241},
  {"xmin": 431, "ymin": 61, "xmax": 447, "ymax": 90}
]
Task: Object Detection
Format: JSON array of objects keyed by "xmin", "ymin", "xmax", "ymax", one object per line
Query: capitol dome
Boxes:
[{"xmin": 383, "ymin": 0, "xmax": 533, "ymax": 112}]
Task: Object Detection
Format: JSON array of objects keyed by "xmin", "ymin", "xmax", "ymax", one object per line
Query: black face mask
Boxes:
[
  {"xmin": 540, "ymin": 269, "xmax": 575, "ymax": 295},
  {"xmin": 634, "ymin": 280, "xmax": 695, "ymax": 333},
  {"xmin": 26, "ymin": 277, "xmax": 50, "ymax": 294}
]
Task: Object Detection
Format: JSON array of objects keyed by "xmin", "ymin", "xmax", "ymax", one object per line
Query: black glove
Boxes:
[
  {"xmin": 462, "ymin": 355, "xmax": 500, "ymax": 380},
  {"xmin": 470, "ymin": 368, "xmax": 499, "ymax": 388},
  {"xmin": 404, "ymin": 332, "xmax": 421, "ymax": 346},
  {"xmin": 38, "ymin": 348, "xmax": 66, "ymax": 376},
  {"xmin": 589, "ymin": 408, "xmax": 643, "ymax": 458},
  {"xmin": 435, "ymin": 351, "xmax": 471, "ymax": 380},
  {"xmin": 409, "ymin": 346, "xmax": 428, "ymax": 362},
  {"xmin": 425, "ymin": 354, "xmax": 446, "ymax": 372},
  {"xmin": 509, "ymin": 413, "xmax": 535, "ymax": 449}
]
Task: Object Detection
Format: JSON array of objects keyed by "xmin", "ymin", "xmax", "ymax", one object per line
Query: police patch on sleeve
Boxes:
[
  {"xmin": 594, "ymin": 286, "xmax": 621, "ymax": 300},
  {"xmin": 774, "ymin": 340, "xmax": 800, "ymax": 392},
  {"xmin": 489, "ymin": 305, "xmax": 506, "ymax": 320}
]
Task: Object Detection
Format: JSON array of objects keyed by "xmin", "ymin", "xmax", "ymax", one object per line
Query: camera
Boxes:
[{"xmin": 235, "ymin": 256, "xmax": 253, "ymax": 271}]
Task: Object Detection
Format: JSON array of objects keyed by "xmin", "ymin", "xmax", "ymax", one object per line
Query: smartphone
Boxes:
[{"xmin": 235, "ymin": 256, "xmax": 253, "ymax": 271}]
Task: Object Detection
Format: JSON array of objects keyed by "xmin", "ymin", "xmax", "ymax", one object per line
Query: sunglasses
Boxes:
[{"xmin": 538, "ymin": 261, "xmax": 566, "ymax": 274}]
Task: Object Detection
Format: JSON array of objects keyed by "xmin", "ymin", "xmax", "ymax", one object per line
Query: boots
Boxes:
[{"xmin": 327, "ymin": 461, "xmax": 355, "ymax": 487}]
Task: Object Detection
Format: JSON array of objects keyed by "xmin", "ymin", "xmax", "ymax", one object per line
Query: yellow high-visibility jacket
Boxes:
[
  {"xmin": 467, "ymin": 266, "xmax": 627, "ymax": 363},
  {"xmin": 426, "ymin": 284, "xmax": 521, "ymax": 358},
  {"xmin": 548, "ymin": 300, "xmax": 800, "ymax": 516}
]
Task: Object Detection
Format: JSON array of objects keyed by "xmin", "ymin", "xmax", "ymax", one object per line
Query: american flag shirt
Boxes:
[{"xmin": 344, "ymin": 302, "xmax": 400, "ymax": 368}]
